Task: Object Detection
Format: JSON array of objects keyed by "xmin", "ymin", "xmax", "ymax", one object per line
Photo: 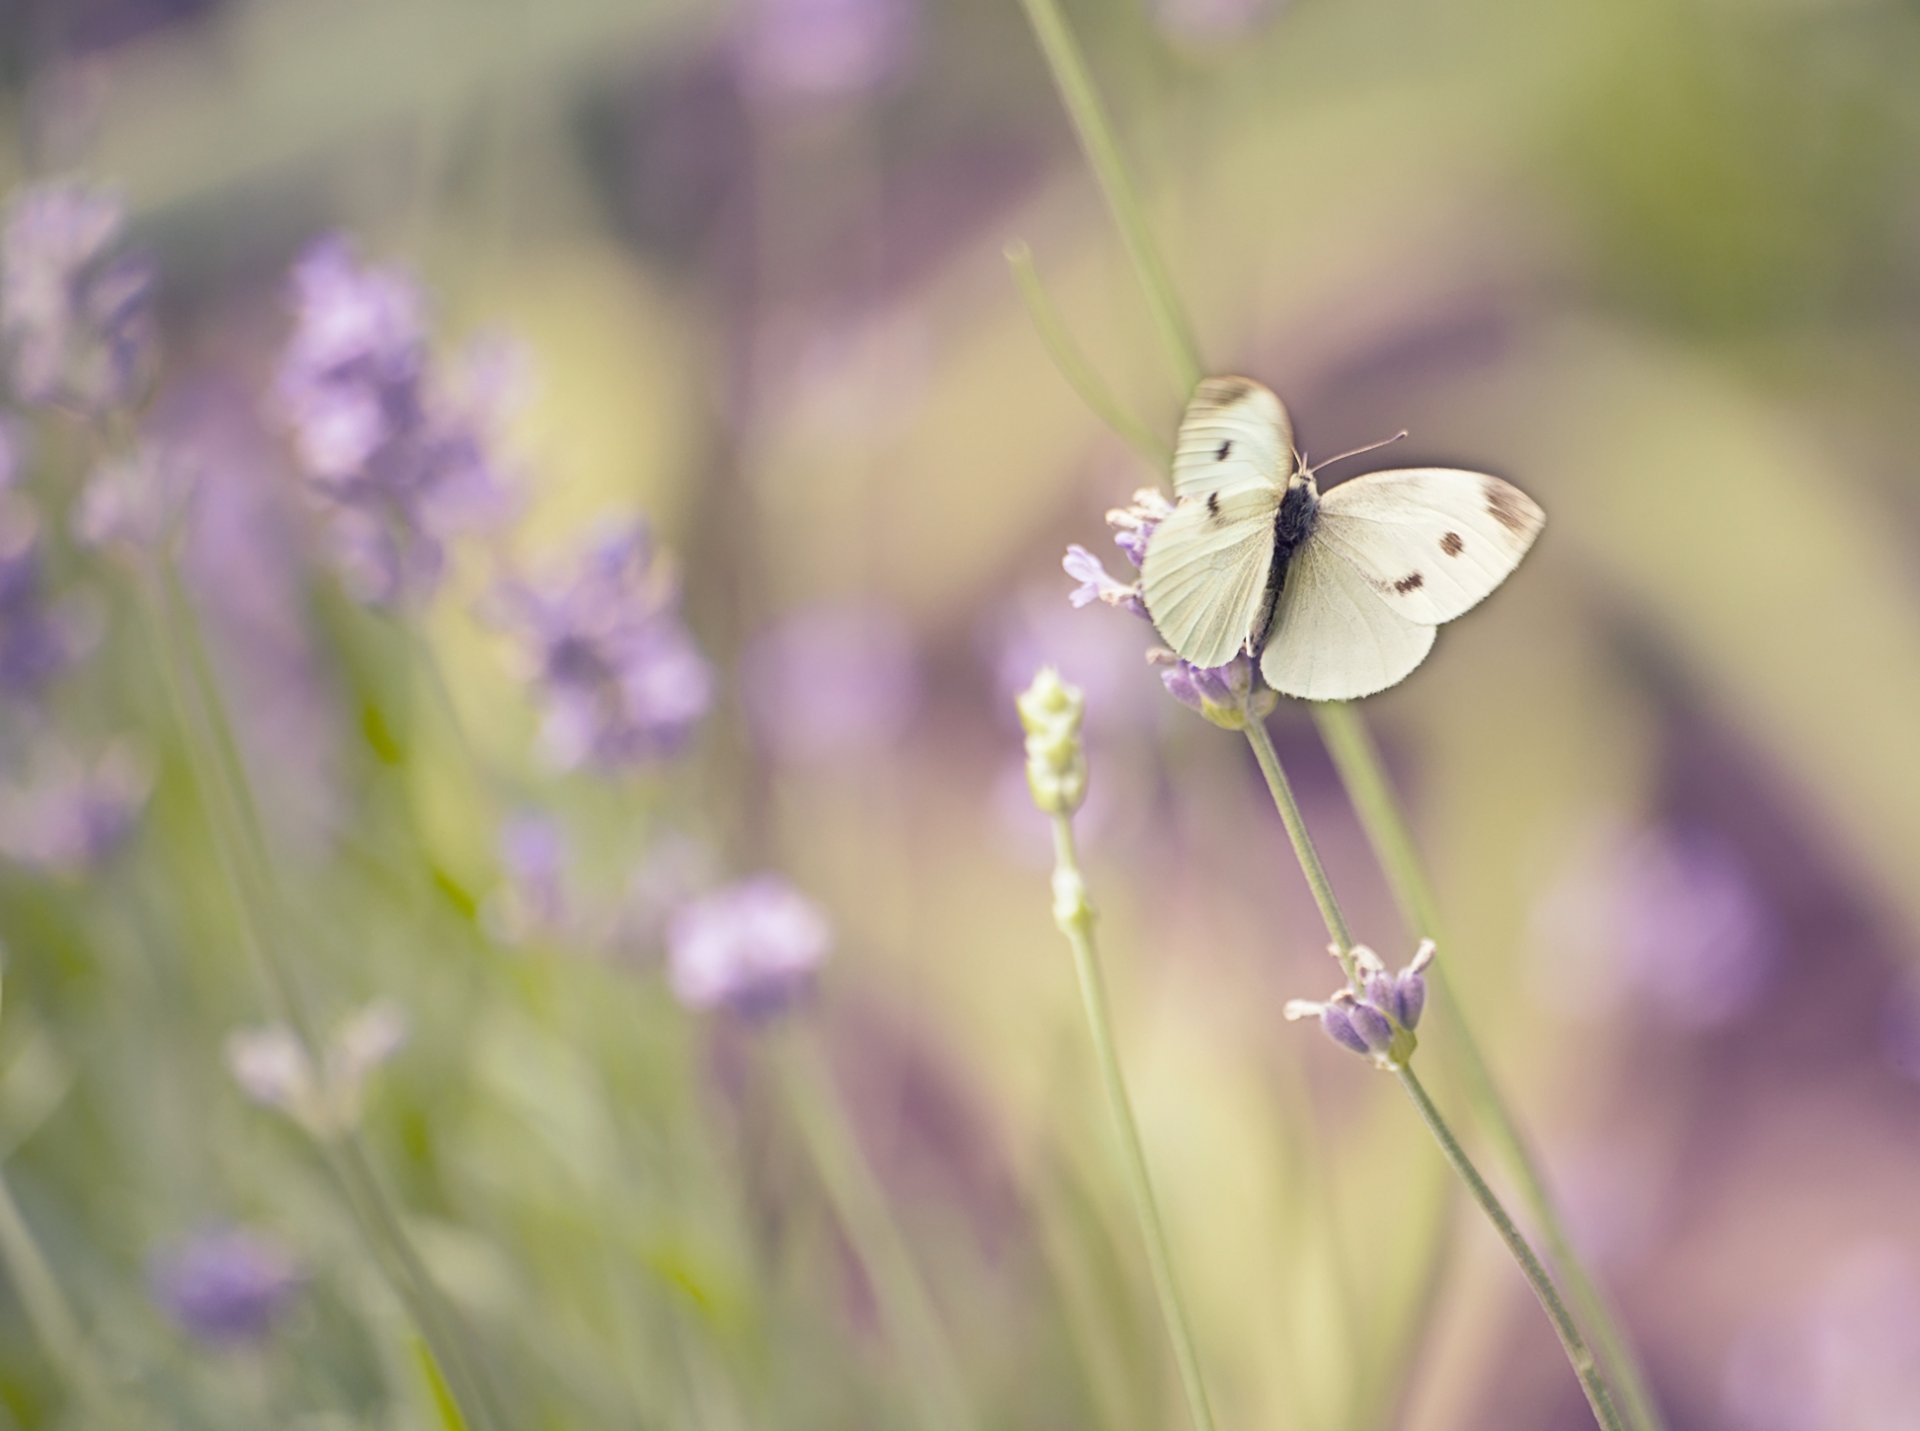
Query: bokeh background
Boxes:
[{"xmin": 1, "ymin": 0, "xmax": 1918, "ymax": 1426}]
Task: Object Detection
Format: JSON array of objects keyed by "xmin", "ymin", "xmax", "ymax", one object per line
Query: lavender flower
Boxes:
[
  {"xmin": 1286, "ymin": 940, "xmax": 1435, "ymax": 1067},
  {"xmin": 735, "ymin": 0, "xmax": 919, "ymax": 107},
  {"xmin": 150, "ymin": 1226, "xmax": 303, "ymax": 1347},
  {"xmin": 491, "ymin": 522, "xmax": 712, "ymax": 770},
  {"xmin": 0, "ymin": 501, "xmax": 86, "ymax": 701},
  {"xmin": 73, "ymin": 437, "xmax": 198, "ymax": 553},
  {"xmin": 273, "ymin": 237, "xmax": 515, "ymax": 605},
  {"xmin": 743, "ymin": 602, "xmax": 920, "ymax": 764},
  {"xmin": 1063, "ymin": 544, "xmax": 1145, "ymax": 617},
  {"xmin": 1528, "ymin": 823, "xmax": 1778, "ymax": 1029},
  {"xmin": 667, "ymin": 876, "xmax": 830, "ymax": 1018},
  {"xmin": 0, "ymin": 182, "xmax": 154, "ymax": 414},
  {"xmin": 226, "ymin": 1001, "xmax": 407, "ymax": 1137},
  {"xmin": 0, "ymin": 742, "xmax": 149, "ymax": 875}
]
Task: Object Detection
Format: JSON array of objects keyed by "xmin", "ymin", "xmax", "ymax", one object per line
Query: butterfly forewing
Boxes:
[
  {"xmin": 1141, "ymin": 487, "xmax": 1280, "ymax": 669},
  {"xmin": 1312, "ymin": 468, "xmax": 1545, "ymax": 626},
  {"xmin": 1171, "ymin": 376, "xmax": 1294, "ymax": 501},
  {"xmin": 1258, "ymin": 537, "xmax": 1437, "ymax": 700}
]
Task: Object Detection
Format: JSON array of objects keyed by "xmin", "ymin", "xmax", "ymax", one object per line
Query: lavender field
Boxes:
[{"xmin": 0, "ymin": 1, "xmax": 1917, "ymax": 1427}]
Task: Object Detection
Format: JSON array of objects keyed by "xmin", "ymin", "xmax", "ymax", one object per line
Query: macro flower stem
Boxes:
[
  {"xmin": 1045, "ymin": 811, "xmax": 1220, "ymax": 1431},
  {"xmin": 0, "ymin": 1158, "xmax": 128, "ymax": 1427},
  {"xmin": 1014, "ymin": 0, "xmax": 1205, "ymax": 396},
  {"xmin": 1311, "ymin": 703, "xmax": 1666, "ymax": 1431},
  {"xmin": 1245, "ymin": 721, "xmax": 1624, "ymax": 1431},
  {"xmin": 1012, "ymin": 2, "xmax": 1663, "ymax": 1422},
  {"xmin": 135, "ymin": 560, "xmax": 508, "ymax": 1431},
  {"xmin": 770, "ymin": 1026, "xmax": 974, "ymax": 1431}
]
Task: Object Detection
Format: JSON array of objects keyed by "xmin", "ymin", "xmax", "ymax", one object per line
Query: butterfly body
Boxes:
[{"xmin": 1141, "ymin": 376, "xmax": 1544, "ymax": 701}]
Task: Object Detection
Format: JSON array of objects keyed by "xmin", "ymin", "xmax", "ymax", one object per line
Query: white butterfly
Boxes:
[{"xmin": 1141, "ymin": 376, "xmax": 1545, "ymax": 701}]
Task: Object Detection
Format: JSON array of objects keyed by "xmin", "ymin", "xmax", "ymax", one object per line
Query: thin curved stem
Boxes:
[
  {"xmin": 772, "ymin": 1026, "xmax": 974, "ymax": 1431},
  {"xmin": 1244, "ymin": 719, "xmax": 1623, "ymax": 1431},
  {"xmin": 1006, "ymin": 242, "xmax": 1171, "ymax": 465},
  {"xmin": 1311, "ymin": 703, "xmax": 1664, "ymax": 1431},
  {"xmin": 1046, "ymin": 814, "xmax": 1219, "ymax": 1431},
  {"xmin": 139, "ymin": 561, "xmax": 507, "ymax": 1431},
  {"xmin": 1014, "ymin": 0, "xmax": 1204, "ymax": 395}
]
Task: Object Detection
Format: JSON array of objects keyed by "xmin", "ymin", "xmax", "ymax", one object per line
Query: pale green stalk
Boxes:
[
  {"xmin": 1245, "ymin": 722, "xmax": 1623, "ymax": 1431},
  {"xmin": 771, "ymin": 1027, "xmax": 973, "ymax": 1431},
  {"xmin": 136, "ymin": 562, "xmax": 507, "ymax": 1431},
  {"xmin": 1009, "ymin": 4, "xmax": 1661, "ymax": 1423},
  {"xmin": 1006, "ymin": 242, "xmax": 1170, "ymax": 465},
  {"xmin": 1311, "ymin": 704, "xmax": 1664, "ymax": 1431},
  {"xmin": 1014, "ymin": 0, "xmax": 1204, "ymax": 394},
  {"xmin": 1045, "ymin": 813, "xmax": 1219, "ymax": 1431},
  {"xmin": 0, "ymin": 1165, "xmax": 129, "ymax": 1428}
]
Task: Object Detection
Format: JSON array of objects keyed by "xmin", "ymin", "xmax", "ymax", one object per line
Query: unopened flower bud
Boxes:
[{"xmin": 1016, "ymin": 668, "xmax": 1089, "ymax": 815}]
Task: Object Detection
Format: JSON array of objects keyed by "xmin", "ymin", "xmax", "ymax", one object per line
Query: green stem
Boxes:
[
  {"xmin": 0, "ymin": 1164, "xmax": 128, "ymax": 1427},
  {"xmin": 1014, "ymin": 0, "xmax": 1204, "ymax": 395},
  {"xmin": 773, "ymin": 1027, "xmax": 973, "ymax": 1431},
  {"xmin": 1393, "ymin": 1067, "xmax": 1623, "ymax": 1431},
  {"xmin": 138, "ymin": 562, "xmax": 507, "ymax": 1431},
  {"xmin": 1005, "ymin": 242, "xmax": 1171, "ymax": 465},
  {"xmin": 1311, "ymin": 703, "xmax": 1664, "ymax": 1431},
  {"xmin": 1046, "ymin": 815, "xmax": 1219, "ymax": 1431},
  {"xmin": 1243, "ymin": 719, "xmax": 1623, "ymax": 1431}
]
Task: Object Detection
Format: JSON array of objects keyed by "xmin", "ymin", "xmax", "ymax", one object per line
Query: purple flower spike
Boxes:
[
  {"xmin": 1063, "ymin": 544, "xmax": 1145, "ymax": 618},
  {"xmin": 492, "ymin": 522, "xmax": 712, "ymax": 771},
  {"xmin": 1287, "ymin": 940, "xmax": 1440, "ymax": 1068},
  {"xmin": 667, "ymin": 875, "xmax": 831, "ymax": 1020},
  {"xmin": 150, "ymin": 1227, "xmax": 302, "ymax": 1347},
  {"xmin": 273, "ymin": 236, "xmax": 516, "ymax": 605},
  {"xmin": 1, "ymin": 183, "xmax": 154, "ymax": 414},
  {"xmin": 1343, "ymin": 996, "xmax": 1397, "ymax": 1057}
]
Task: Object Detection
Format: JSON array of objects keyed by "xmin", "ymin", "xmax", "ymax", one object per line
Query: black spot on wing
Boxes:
[
  {"xmin": 1215, "ymin": 440, "xmax": 1233, "ymax": 461},
  {"xmin": 1205, "ymin": 491, "xmax": 1221, "ymax": 519},
  {"xmin": 1392, "ymin": 572, "xmax": 1425, "ymax": 594},
  {"xmin": 1440, "ymin": 532, "xmax": 1464, "ymax": 557},
  {"xmin": 1484, "ymin": 480, "xmax": 1529, "ymax": 534}
]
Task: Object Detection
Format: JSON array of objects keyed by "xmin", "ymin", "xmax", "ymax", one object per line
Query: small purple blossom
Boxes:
[
  {"xmin": 273, "ymin": 237, "xmax": 516, "ymax": 605},
  {"xmin": 743, "ymin": 602, "xmax": 921, "ymax": 765},
  {"xmin": 0, "ymin": 742, "xmax": 149, "ymax": 875},
  {"xmin": 735, "ymin": 0, "xmax": 919, "ymax": 106},
  {"xmin": 0, "ymin": 502, "xmax": 86, "ymax": 701},
  {"xmin": 1528, "ymin": 823, "xmax": 1778, "ymax": 1029},
  {"xmin": 485, "ymin": 812, "xmax": 571, "ymax": 942},
  {"xmin": 1158, "ymin": 655, "xmax": 1272, "ymax": 729},
  {"xmin": 0, "ymin": 182, "xmax": 154, "ymax": 414},
  {"xmin": 1105, "ymin": 486, "xmax": 1173, "ymax": 569},
  {"xmin": 73, "ymin": 437, "xmax": 198, "ymax": 552},
  {"xmin": 667, "ymin": 876, "xmax": 831, "ymax": 1019},
  {"xmin": 1063, "ymin": 543, "xmax": 1145, "ymax": 617},
  {"xmin": 1286, "ymin": 940, "xmax": 1435, "ymax": 1067},
  {"xmin": 151, "ymin": 1227, "xmax": 302, "ymax": 1347},
  {"xmin": 491, "ymin": 522, "xmax": 713, "ymax": 770}
]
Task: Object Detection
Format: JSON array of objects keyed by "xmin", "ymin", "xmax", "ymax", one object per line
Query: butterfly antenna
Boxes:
[{"xmin": 1306, "ymin": 430, "xmax": 1409, "ymax": 475}]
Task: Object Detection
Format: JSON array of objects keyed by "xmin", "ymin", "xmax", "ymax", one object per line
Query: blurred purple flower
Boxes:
[
  {"xmin": 735, "ymin": 0, "xmax": 919, "ymax": 107},
  {"xmin": 1151, "ymin": 0, "xmax": 1277, "ymax": 45},
  {"xmin": 1884, "ymin": 976, "xmax": 1920, "ymax": 1085},
  {"xmin": 1723, "ymin": 1246, "xmax": 1920, "ymax": 1431},
  {"xmin": 491, "ymin": 522, "xmax": 712, "ymax": 770},
  {"xmin": 73, "ymin": 437, "xmax": 198, "ymax": 552},
  {"xmin": 0, "ymin": 501, "xmax": 86, "ymax": 701},
  {"xmin": 150, "ymin": 1226, "xmax": 302, "ymax": 1347},
  {"xmin": 667, "ymin": 875, "xmax": 830, "ymax": 1019},
  {"xmin": 744, "ymin": 602, "xmax": 920, "ymax": 764},
  {"xmin": 483, "ymin": 812, "xmax": 571, "ymax": 944},
  {"xmin": 273, "ymin": 237, "xmax": 517, "ymax": 605},
  {"xmin": 1063, "ymin": 543, "xmax": 1145, "ymax": 617},
  {"xmin": 0, "ymin": 182, "xmax": 153, "ymax": 414},
  {"xmin": 1528, "ymin": 823, "xmax": 1779, "ymax": 1029},
  {"xmin": 0, "ymin": 742, "xmax": 149, "ymax": 875}
]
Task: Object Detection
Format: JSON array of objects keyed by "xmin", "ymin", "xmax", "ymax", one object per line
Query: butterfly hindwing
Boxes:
[
  {"xmin": 1171, "ymin": 376, "xmax": 1294, "ymax": 501},
  {"xmin": 1141, "ymin": 486, "xmax": 1281, "ymax": 670},
  {"xmin": 1259, "ymin": 535, "xmax": 1437, "ymax": 701},
  {"xmin": 1312, "ymin": 467, "xmax": 1545, "ymax": 626}
]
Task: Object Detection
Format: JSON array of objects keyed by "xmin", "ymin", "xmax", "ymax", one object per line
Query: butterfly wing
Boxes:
[
  {"xmin": 1141, "ymin": 487, "xmax": 1281, "ymax": 669},
  {"xmin": 1312, "ymin": 468, "xmax": 1545, "ymax": 626},
  {"xmin": 1259, "ymin": 537, "xmax": 1437, "ymax": 700},
  {"xmin": 1172, "ymin": 376, "xmax": 1294, "ymax": 501}
]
